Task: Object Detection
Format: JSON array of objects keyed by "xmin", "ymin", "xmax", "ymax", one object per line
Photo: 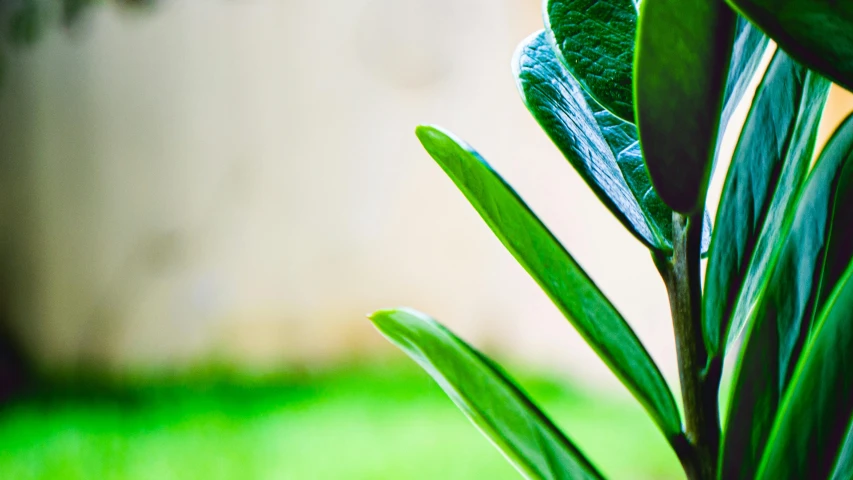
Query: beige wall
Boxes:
[{"xmin": 0, "ymin": 1, "xmax": 851, "ymax": 391}]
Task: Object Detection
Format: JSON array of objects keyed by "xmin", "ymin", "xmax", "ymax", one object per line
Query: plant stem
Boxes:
[{"xmin": 655, "ymin": 212, "xmax": 721, "ymax": 480}]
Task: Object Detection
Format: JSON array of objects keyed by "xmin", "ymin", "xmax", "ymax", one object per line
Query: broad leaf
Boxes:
[
  {"xmin": 514, "ymin": 30, "xmax": 666, "ymax": 251},
  {"xmin": 514, "ymin": 32, "xmax": 714, "ymax": 255},
  {"xmin": 415, "ymin": 125, "xmax": 683, "ymax": 444},
  {"xmin": 544, "ymin": 0, "xmax": 637, "ymax": 122},
  {"xmin": 726, "ymin": 0, "xmax": 853, "ymax": 93},
  {"xmin": 755, "ymin": 262, "xmax": 853, "ymax": 479},
  {"xmin": 720, "ymin": 113, "xmax": 853, "ymax": 480},
  {"xmin": 703, "ymin": 50, "xmax": 830, "ymax": 359},
  {"xmin": 634, "ymin": 0, "xmax": 736, "ymax": 213},
  {"xmin": 725, "ymin": 67, "xmax": 831, "ymax": 348},
  {"xmin": 370, "ymin": 308, "xmax": 604, "ymax": 480}
]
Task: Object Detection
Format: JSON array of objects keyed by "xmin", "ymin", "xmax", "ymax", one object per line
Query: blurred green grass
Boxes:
[{"xmin": 0, "ymin": 362, "xmax": 682, "ymax": 479}]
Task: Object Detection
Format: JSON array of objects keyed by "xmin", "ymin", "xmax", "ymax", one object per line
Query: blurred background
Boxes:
[{"xmin": 0, "ymin": 1, "xmax": 851, "ymax": 479}]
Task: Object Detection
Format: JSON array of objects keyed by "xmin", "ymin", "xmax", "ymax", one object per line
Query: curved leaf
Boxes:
[
  {"xmin": 724, "ymin": 68, "xmax": 830, "ymax": 349},
  {"xmin": 807, "ymin": 151, "xmax": 853, "ymax": 333},
  {"xmin": 370, "ymin": 308, "xmax": 605, "ymax": 480},
  {"xmin": 415, "ymin": 124, "xmax": 683, "ymax": 445},
  {"xmin": 514, "ymin": 30, "xmax": 664, "ymax": 251},
  {"xmin": 544, "ymin": 0, "xmax": 637, "ymax": 122},
  {"xmin": 703, "ymin": 50, "xmax": 830, "ymax": 359},
  {"xmin": 829, "ymin": 421, "xmax": 853, "ymax": 480},
  {"xmin": 514, "ymin": 31, "xmax": 714, "ymax": 255},
  {"xmin": 634, "ymin": 0, "xmax": 736, "ymax": 213},
  {"xmin": 755, "ymin": 262, "xmax": 853, "ymax": 479},
  {"xmin": 726, "ymin": 0, "xmax": 853, "ymax": 93},
  {"xmin": 720, "ymin": 113, "xmax": 853, "ymax": 480},
  {"xmin": 717, "ymin": 15, "xmax": 770, "ymax": 141}
]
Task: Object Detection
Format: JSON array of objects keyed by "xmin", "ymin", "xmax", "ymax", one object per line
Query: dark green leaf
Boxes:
[
  {"xmin": 718, "ymin": 16, "xmax": 770, "ymax": 141},
  {"xmin": 514, "ymin": 32, "xmax": 713, "ymax": 254},
  {"xmin": 806, "ymin": 152, "xmax": 853, "ymax": 333},
  {"xmin": 544, "ymin": 0, "xmax": 637, "ymax": 122},
  {"xmin": 370, "ymin": 308, "xmax": 604, "ymax": 480},
  {"xmin": 415, "ymin": 125, "xmax": 683, "ymax": 445},
  {"xmin": 754, "ymin": 262, "xmax": 853, "ymax": 479},
  {"xmin": 711, "ymin": 15, "xmax": 770, "ymax": 171},
  {"xmin": 634, "ymin": 0, "xmax": 736, "ymax": 213},
  {"xmin": 830, "ymin": 422, "xmax": 853, "ymax": 480},
  {"xmin": 703, "ymin": 50, "xmax": 830, "ymax": 359},
  {"xmin": 514, "ymin": 31, "xmax": 666, "ymax": 251},
  {"xmin": 720, "ymin": 113, "xmax": 853, "ymax": 480},
  {"xmin": 725, "ymin": 66, "xmax": 831, "ymax": 348},
  {"xmin": 726, "ymin": 0, "xmax": 853, "ymax": 93}
]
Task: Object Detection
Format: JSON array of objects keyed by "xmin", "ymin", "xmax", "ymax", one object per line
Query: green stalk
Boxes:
[{"xmin": 655, "ymin": 212, "xmax": 721, "ymax": 480}]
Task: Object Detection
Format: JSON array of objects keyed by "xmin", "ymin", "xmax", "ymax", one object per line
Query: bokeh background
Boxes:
[{"xmin": 0, "ymin": 1, "xmax": 851, "ymax": 479}]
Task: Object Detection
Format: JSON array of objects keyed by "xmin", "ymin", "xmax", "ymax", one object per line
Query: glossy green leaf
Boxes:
[
  {"xmin": 724, "ymin": 66, "xmax": 831, "ymax": 348},
  {"xmin": 514, "ymin": 31, "xmax": 714, "ymax": 255},
  {"xmin": 720, "ymin": 113, "xmax": 853, "ymax": 480},
  {"xmin": 514, "ymin": 30, "xmax": 666, "ymax": 251},
  {"xmin": 716, "ymin": 15, "xmax": 770, "ymax": 151},
  {"xmin": 544, "ymin": 0, "xmax": 638, "ymax": 122},
  {"xmin": 634, "ymin": 0, "xmax": 736, "ymax": 213},
  {"xmin": 755, "ymin": 261, "xmax": 853, "ymax": 479},
  {"xmin": 370, "ymin": 308, "xmax": 605, "ymax": 480},
  {"xmin": 807, "ymin": 151, "xmax": 853, "ymax": 333},
  {"xmin": 703, "ymin": 50, "xmax": 830, "ymax": 359},
  {"xmin": 415, "ymin": 125, "xmax": 683, "ymax": 444},
  {"xmin": 726, "ymin": 0, "xmax": 853, "ymax": 93}
]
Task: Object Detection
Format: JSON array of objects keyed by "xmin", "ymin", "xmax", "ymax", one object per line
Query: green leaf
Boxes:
[
  {"xmin": 513, "ymin": 30, "xmax": 666, "ymax": 252},
  {"xmin": 703, "ymin": 50, "xmax": 830, "ymax": 359},
  {"xmin": 544, "ymin": 0, "xmax": 638, "ymax": 122},
  {"xmin": 720, "ymin": 113, "xmax": 853, "ymax": 480},
  {"xmin": 755, "ymin": 261, "xmax": 853, "ymax": 479},
  {"xmin": 513, "ymin": 31, "xmax": 714, "ymax": 255},
  {"xmin": 726, "ymin": 0, "xmax": 853, "ymax": 93},
  {"xmin": 415, "ymin": 125, "xmax": 683, "ymax": 445},
  {"xmin": 829, "ymin": 421, "xmax": 853, "ymax": 480},
  {"xmin": 634, "ymin": 0, "xmax": 736, "ymax": 213},
  {"xmin": 806, "ymin": 151, "xmax": 853, "ymax": 334},
  {"xmin": 724, "ymin": 66, "xmax": 831, "ymax": 349},
  {"xmin": 369, "ymin": 308, "xmax": 605, "ymax": 480},
  {"xmin": 718, "ymin": 16, "xmax": 770, "ymax": 139}
]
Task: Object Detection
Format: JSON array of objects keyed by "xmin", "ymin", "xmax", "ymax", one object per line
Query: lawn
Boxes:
[{"xmin": 0, "ymin": 362, "xmax": 682, "ymax": 479}]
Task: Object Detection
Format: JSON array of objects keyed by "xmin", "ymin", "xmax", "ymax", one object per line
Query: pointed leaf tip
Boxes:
[{"xmin": 369, "ymin": 307, "xmax": 606, "ymax": 479}]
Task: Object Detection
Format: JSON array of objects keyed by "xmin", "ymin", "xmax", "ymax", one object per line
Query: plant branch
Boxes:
[{"xmin": 655, "ymin": 212, "xmax": 721, "ymax": 480}]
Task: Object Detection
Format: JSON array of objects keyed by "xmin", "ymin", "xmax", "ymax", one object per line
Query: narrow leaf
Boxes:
[
  {"xmin": 829, "ymin": 420, "xmax": 853, "ymax": 480},
  {"xmin": 544, "ymin": 0, "xmax": 637, "ymax": 122},
  {"xmin": 634, "ymin": 0, "xmax": 736, "ymax": 213},
  {"xmin": 370, "ymin": 308, "xmax": 605, "ymax": 480},
  {"xmin": 807, "ymin": 152, "xmax": 853, "ymax": 332},
  {"xmin": 755, "ymin": 262, "xmax": 853, "ymax": 479},
  {"xmin": 703, "ymin": 50, "xmax": 830, "ymax": 358},
  {"xmin": 415, "ymin": 125, "xmax": 683, "ymax": 444},
  {"xmin": 725, "ymin": 66, "xmax": 831, "ymax": 348},
  {"xmin": 726, "ymin": 0, "xmax": 853, "ymax": 93},
  {"xmin": 717, "ymin": 15, "xmax": 770, "ymax": 141},
  {"xmin": 720, "ymin": 113, "xmax": 853, "ymax": 480}
]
